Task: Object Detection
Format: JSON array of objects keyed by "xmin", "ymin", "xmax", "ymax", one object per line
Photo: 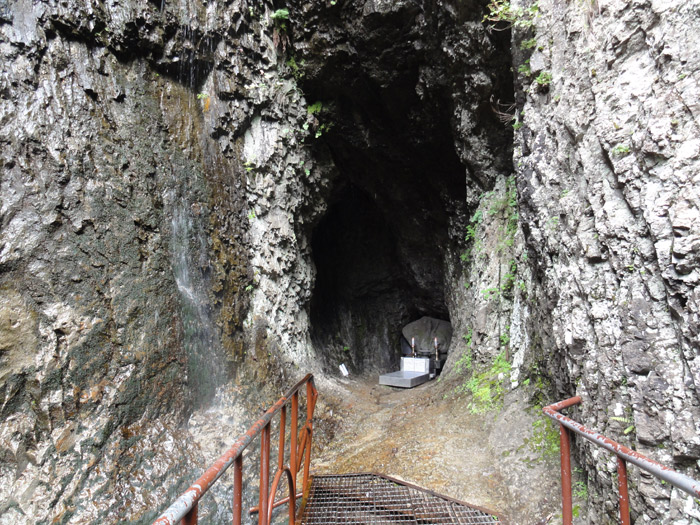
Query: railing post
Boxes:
[
  {"xmin": 278, "ymin": 406, "xmax": 287, "ymax": 470},
  {"xmin": 617, "ymin": 456, "xmax": 631, "ymax": 525},
  {"xmin": 258, "ymin": 422, "xmax": 271, "ymax": 525},
  {"xmin": 560, "ymin": 423, "xmax": 573, "ymax": 525},
  {"xmin": 232, "ymin": 455, "xmax": 243, "ymax": 525},
  {"xmin": 182, "ymin": 503, "xmax": 198, "ymax": 525},
  {"xmin": 302, "ymin": 381, "xmax": 315, "ymax": 494},
  {"xmin": 291, "ymin": 391, "xmax": 299, "ymax": 484}
]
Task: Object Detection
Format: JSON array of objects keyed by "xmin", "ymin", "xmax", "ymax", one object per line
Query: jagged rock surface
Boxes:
[
  {"xmin": 0, "ymin": 0, "xmax": 307, "ymax": 521},
  {"xmin": 512, "ymin": 0, "xmax": 700, "ymax": 522}
]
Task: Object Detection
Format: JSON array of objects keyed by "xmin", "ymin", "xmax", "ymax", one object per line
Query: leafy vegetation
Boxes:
[
  {"xmin": 454, "ymin": 329, "xmax": 473, "ymax": 375},
  {"xmin": 520, "ymin": 37, "xmax": 537, "ymax": 50},
  {"xmin": 460, "ymin": 210, "xmax": 484, "ymax": 263},
  {"xmin": 457, "ymin": 351, "xmax": 512, "ymax": 414},
  {"xmin": 490, "ymin": 175, "xmax": 518, "ymax": 252},
  {"xmin": 534, "ymin": 71, "xmax": 552, "ymax": 86},
  {"xmin": 611, "ymin": 143, "xmax": 631, "ymax": 156},
  {"xmin": 285, "ymin": 57, "xmax": 305, "ymax": 80},
  {"xmin": 307, "ymin": 101, "xmax": 323, "ymax": 115},
  {"xmin": 271, "ymin": 8, "xmax": 289, "ymax": 21},
  {"xmin": 483, "ymin": 0, "xmax": 540, "ymax": 30},
  {"xmin": 573, "ymin": 479, "xmax": 588, "ymax": 499},
  {"xmin": 517, "ymin": 61, "xmax": 532, "ymax": 76},
  {"xmin": 528, "ymin": 414, "xmax": 560, "ymax": 458}
]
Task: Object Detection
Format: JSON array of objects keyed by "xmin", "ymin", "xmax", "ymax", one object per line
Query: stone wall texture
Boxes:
[{"xmin": 512, "ymin": 0, "xmax": 700, "ymax": 521}]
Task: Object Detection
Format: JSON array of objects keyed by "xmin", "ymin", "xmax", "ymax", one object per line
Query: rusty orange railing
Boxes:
[
  {"xmin": 153, "ymin": 374, "xmax": 318, "ymax": 525},
  {"xmin": 544, "ymin": 397, "xmax": 700, "ymax": 525}
]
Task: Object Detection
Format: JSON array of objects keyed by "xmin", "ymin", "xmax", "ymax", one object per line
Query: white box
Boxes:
[{"xmin": 401, "ymin": 357, "xmax": 430, "ymax": 373}]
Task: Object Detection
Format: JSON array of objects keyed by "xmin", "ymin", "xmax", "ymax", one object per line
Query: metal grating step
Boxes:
[{"xmin": 298, "ymin": 473, "xmax": 503, "ymax": 524}]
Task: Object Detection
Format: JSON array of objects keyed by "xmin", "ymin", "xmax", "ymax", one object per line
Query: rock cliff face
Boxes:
[
  {"xmin": 0, "ymin": 0, "xmax": 257, "ymax": 521},
  {"xmin": 510, "ymin": 0, "xmax": 700, "ymax": 522},
  {"xmin": 0, "ymin": 0, "xmax": 698, "ymax": 523}
]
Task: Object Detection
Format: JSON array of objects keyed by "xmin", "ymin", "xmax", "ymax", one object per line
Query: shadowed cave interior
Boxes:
[{"xmin": 308, "ymin": 123, "xmax": 466, "ymax": 375}]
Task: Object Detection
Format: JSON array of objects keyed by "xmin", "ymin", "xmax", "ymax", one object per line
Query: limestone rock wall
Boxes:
[
  {"xmin": 512, "ymin": 0, "xmax": 700, "ymax": 521},
  {"xmin": 0, "ymin": 0, "xmax": 321, "ymax": 521}
]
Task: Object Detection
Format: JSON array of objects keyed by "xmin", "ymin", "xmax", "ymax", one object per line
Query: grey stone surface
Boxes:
[
  {"xmin": 0, "ymin": 0, "xmax": 698, "ymax": 523},
  {"xmin": 379, "ymin": 371, "xmax": 430, "ymax": 388},
  {"xmin": 509, "ymin": 0, "xmax": 700, "ymax": 521}
]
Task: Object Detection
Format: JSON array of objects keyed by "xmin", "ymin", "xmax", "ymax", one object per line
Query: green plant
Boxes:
[
  {"xmin": 611, "ymin": 144, "xmax": 631, "ymax": 156},
  {"xmin": 534, "ymin": 71, "xmax": 552, "ymax": 86},
  {"xmin": 307, "ymin": 101, "xmax": 323, "ymax": 115},
  {"xmin": 499, "ymin": 327, "xmax": 511, "ymax": 347},
  {"xmin": 520, "ymin": 37, "xmax": 537, "ymax": 50},
  {"xmin": 483, "ymin": 0, "xmax": 540, "ymax": 30},
  {"xmin": 529, "ymin": 415, "xmax": 560, "ymax": 458},
  {"xmin": 481, "ymin": 287, "xmax": 500, "ymax": 300},
  {"xmin": 245, "ymin": 284, "xmax": 254, "ymax": 293},
  {"xmin": 461, "ymin": 209, "xmax": 484, "ymax": 263},
  {"xmin": 197, "ymin": 92, "xmax": 210, "ymax": 100},
  {"xmin": 501, "ymin": 259, "xmax": 517, "ymax": 294},
  {"xmin": 512, "ymin": 119, "xmax": 523, "ymax": 131},
  {"xmin": 455, "ymin": 329, "xmax": 473, "ymax": 374},
  {"xmin": 458, "ymin": 351, "xmax": 512, "ymax": 414},
  {"xmin": 573, "ymin": 480, "xmax": 588, "ymax": 499},
  {"xmin": 286, "ymin": 57, "xmax": 305, "ymax": 80},
  {"xmin": 271, "ymin": 8, "xmax": 289, "ymax": 21},
  {"xmin": 517, "ymin": 61, "xmax": 532, "ymax": 76},
  {"xmin": 247, "ymin": 210, "xmax": 256, "ymax": 220},
  {"xmin": 491, "ymin": 177, "xmax": 518, "ymax": 252},
  {"xmin": 314, "ymin": 122, "xmax": 333, "ymax": 138}
]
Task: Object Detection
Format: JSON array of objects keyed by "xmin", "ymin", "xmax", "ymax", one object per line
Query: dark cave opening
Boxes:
[
  {"xmin": 306, "ymin": 97, "xmax": 468, "ymax": 374},
  {"xmin": 293, "ymin": 1, "xmax": 515, "ymax": 375},
  {"xmin": 309, "ymin": 181, "xmax": 453, "ymax": 374}
]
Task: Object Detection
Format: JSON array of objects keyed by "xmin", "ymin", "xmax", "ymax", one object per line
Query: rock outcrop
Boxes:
[{"xmin": 512, "ymin": 0, "xmax": 700, "ymax": 521}]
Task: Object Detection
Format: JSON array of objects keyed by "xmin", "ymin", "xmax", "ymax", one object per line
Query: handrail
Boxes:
[
  {"xmin": 153, "ymin": 374, "xmax": 318, "ymax": 525},
  {"xmin": 544, "ymin": 397, "xmax": 700, "ymax": 525}
]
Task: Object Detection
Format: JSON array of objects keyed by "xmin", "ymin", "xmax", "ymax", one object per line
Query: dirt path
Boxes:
[{"xmin": 311, "ymin": 375, "xmax": 564, "ymax": 524}]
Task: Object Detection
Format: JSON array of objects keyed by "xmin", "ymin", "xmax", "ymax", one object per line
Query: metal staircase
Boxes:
[{"xmin": 151, "ymin": 374, "xmax": 700, "ymax": 524}]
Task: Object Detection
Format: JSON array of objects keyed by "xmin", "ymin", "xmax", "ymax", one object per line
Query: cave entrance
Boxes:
[
  {"xmin": 309, "ymin": 150, "xmax": 461, "ymax": 376},
  {"xmin": 295, "ymin": 0, "xmax": 514, "ymax": 378}
]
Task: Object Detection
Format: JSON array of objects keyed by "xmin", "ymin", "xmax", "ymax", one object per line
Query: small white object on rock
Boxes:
[{"xmin": 339, "ymin": 363, "xmax": 349, "ymax": 377}]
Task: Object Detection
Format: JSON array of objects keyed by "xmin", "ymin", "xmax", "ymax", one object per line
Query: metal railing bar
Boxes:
[
  {"xmin": 543, "ymin": 397, "xmax": 700, "ymax": 499},
  {"xmin": 559, "ymin": 424, "xmax": 573, "ymax": 525},
  {"xmin": 232, "ymin": 456, "xmax": 243, "ymax": 524},
  {"xmin": 153, "ymin": 374, "xmax": 315, "ymax": 525},
  {"xmin": 249, "ymin": 492, "xmax": 303, "ymax": 515},
  {"xmin": 617, "ymin": 457, "xmax": 631, "ymax": 525}
]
